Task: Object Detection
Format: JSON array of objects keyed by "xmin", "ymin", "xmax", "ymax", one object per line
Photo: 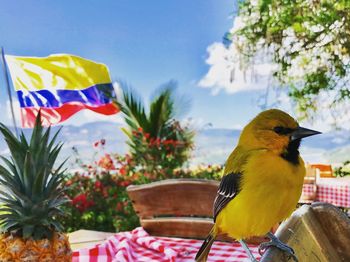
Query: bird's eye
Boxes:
[{"xmin": 273, "ymin": 126, "xmax": 293, "ymax": 135}]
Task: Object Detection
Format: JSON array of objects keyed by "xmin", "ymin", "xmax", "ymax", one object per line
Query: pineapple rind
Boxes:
[{"xmin": 0, "ymin": 233, "xmax": 72, "ymax": 262}]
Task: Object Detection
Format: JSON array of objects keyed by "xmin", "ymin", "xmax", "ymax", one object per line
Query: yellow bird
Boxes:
[{"xmin": 195, "ymin": 109, "xmax": 321, "ymax": 262}]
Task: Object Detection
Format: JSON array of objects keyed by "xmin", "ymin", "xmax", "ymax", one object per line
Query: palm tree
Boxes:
[{"xmin": 113, "ymin": 81, "xmax": 194, "ymax": 178}]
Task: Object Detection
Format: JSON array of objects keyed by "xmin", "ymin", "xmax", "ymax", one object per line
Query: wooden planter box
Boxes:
[{"xmin": 127, "ymin": 179, "xmax": 273, "ymax": 244}]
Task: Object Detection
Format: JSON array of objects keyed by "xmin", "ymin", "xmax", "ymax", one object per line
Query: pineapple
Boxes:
[{"xmin": 0, "ymin": 112, "xmax": 72, "ymax": 261}]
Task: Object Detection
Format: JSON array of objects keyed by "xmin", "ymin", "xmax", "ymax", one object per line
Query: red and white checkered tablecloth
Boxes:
[
  {"xmin": 72, "ymin": 227, "xmax": 260, "ymax": 262},
  {"xmin": 302, "ymin": 179, "xmax": 350, "ymax": 208}
]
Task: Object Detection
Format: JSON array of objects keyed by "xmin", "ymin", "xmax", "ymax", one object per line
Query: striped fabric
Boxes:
[
  {"xmin": 72, "ymin": 227, "xmax": 261, "ymax": 262},
  {"xmin": 5, "ymin": 54, "xmax": 118, "ymax": 127}
]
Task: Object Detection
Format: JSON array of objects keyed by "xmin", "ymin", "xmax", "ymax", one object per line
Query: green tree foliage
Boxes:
[
  {"xmin": 228, "ymin": 0, "xmax": 350, "ymax": 119},
  {"xmin": 112, "ymin": 81, "xmax": 194, "ymax": 178}
]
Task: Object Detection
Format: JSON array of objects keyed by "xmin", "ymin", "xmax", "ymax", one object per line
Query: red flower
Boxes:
[
  {"xmin": 72, "ymin": 194, "xmax": 95, "ymax": 212},
  {"xmin": 121, "ymin": 180, "xmax": 130, "ymax": 187},
  {"xmin": 98, "ymin": 154, "xmax": 116, "ymax": 170},
  {"xmin": 143, "ymin": 172, "xmax": 151, "ymax": 178},
  {"xmin": 117, "ymin": 180, "xmax": 129, "ymax": 187},
  {"xmin": 116, "ymin": 202, "xmax": 123, "ymax": 211},
  {"xmin": 119, "ymin": 166, "xmax": 127, "ymax": 175},
  {"xmin": 95, "ymin": 180, "xmax": 102, "ymax": 190},
  {"xmin": 93, "ymin": 139, "xmax": 106, "ymax": 148},
  {"xmin": 138, "ymin": 127, "xmax": 143, "ymax": 132},
  {"xmin": 72, "ymin": 194, "xmax": 87, "ymax": 205},
  {"xmin": 102, "ymin": 187, "xmax": 109, "ymax": 198},
  {"xmin": 125, "ymin": 154, "xmax": 132, "ymax": 164}
]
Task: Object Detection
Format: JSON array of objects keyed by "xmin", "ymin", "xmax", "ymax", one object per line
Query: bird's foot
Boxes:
[{"xmin": 258, "ymin": 233, "xmax": 298, "ymax": 262}]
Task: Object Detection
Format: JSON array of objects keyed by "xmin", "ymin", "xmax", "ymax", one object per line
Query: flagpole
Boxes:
[{"xmin": 1, "ymin": 47, "xmax": 19, "ymax": 137}]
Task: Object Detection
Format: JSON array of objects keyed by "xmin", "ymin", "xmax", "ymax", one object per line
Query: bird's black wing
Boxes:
[{"xmin": 213, "ymin": 172, "xmax": 242, "ymax": 221}]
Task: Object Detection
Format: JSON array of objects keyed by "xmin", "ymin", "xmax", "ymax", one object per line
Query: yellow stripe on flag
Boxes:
[{"xmin": 5, "ymin": 54, "xmax": 112, "ymax": 91}]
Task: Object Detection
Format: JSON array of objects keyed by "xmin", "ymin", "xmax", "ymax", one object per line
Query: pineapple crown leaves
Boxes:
[{"xmin": 0, "ymin": 111, "xmax": 69, "ymax": 239}]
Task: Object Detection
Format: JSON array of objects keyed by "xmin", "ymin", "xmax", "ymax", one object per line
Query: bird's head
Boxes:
[{"xmin": 239, "ymin": 109, "xmax": 321, "ymax": 162}]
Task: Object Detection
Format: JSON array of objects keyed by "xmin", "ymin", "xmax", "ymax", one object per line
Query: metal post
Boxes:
[{"xmin": 1, "ymin": 47, "xmax": 19, "ymax": 137}]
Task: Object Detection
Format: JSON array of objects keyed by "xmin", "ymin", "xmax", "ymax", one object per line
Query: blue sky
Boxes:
[{"xmin": 0, "ymin": 0, "xmax": 292, "ymax": 129}]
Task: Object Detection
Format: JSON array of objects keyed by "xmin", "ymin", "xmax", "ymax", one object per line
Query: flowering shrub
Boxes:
[
  {"xmin": 128, "ymin": 121, "xmax": 194, "ymax": 180},
  {"xmin": 114, "ymin": 83, "xmax": 195, "ymax": 178},
  {"xmin": 62, "ymin": 145, "xmax": 139, "ymax": 233},
  {"xmin": 63, "ymin": 140, "xmax": 223, "ymax": 233}
]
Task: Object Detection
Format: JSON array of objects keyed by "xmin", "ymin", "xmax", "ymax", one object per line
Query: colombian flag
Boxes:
[{"xmin": 5, "ymin": 54, "xmax": 119, "ymax": 128}]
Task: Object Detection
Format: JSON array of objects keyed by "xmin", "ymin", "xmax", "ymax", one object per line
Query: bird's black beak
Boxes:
[{"xmin": 291, "ymin": 126, "xmax": 321, "ymax": 141}]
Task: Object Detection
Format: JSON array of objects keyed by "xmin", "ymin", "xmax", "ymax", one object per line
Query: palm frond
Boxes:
[
  {"xmin": 112, "ymin": 83, "xmax": 149, "ymax": 131},
  {"xmin": 149, "ymin": 87, "xmax": 174, "ymax": 137}
]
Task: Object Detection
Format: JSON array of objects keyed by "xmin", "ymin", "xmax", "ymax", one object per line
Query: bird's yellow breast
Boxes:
[{"xmin": 216, "ymin": 150, "xmax": 305, "ymax": 240}]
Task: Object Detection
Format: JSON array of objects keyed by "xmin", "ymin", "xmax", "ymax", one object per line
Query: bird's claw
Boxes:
[
  {"xmin": 258, "ymin": 240, "xmax": 294, "ymax": 255},
  {"xmin": 258, "ymin": 240, "xmax": 298, "ymax": 262}
]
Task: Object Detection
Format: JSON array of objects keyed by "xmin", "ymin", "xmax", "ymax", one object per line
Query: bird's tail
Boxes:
[{"xmin": 195, "ymin": 225, "xmax": 218, "ymax": 262}]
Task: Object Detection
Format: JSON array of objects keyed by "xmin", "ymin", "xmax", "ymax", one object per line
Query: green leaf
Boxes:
[{"xmin": 292, "ymin": 22, "xmax": 303, "ymax": 33}]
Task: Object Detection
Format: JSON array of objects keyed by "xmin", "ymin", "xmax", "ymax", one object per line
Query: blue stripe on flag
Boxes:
[{"xmin": 16, "ymin": 83, "xmax": 116, "ymax": 108}]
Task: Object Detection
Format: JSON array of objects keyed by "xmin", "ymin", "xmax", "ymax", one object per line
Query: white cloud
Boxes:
[
  {"xmin": 198, "ymin": 42, "xmax": 276, "ymax": 95},
  {"xmin": 63, "ymin": 140, "xmax": 90, "ymax": 148},
  {"xmin": 198, "ymin": 42, "xmax": 275, "ymax": 94},
  {"xmin": 80, "ymin": 128, "xmax": 89, "ymax": 134},
  {"xmin": 230, "ymin": 124, "xmax": 243, "ymax": 130},
  {"xmin": 198, "ymin": 15, "xmax": 277, "ymax": 95},
  {"xmin": 300, "ymin": 147, "xmax": 328, "ymax": 164},
  {"xmin": 183, "ymin": 117, "xmax": 210, "ymax": 130}
]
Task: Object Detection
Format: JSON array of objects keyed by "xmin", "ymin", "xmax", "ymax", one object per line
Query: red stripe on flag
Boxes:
[{"xmin": 21, "ymin": 102, "xmax": 119, "ymax": 128}]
